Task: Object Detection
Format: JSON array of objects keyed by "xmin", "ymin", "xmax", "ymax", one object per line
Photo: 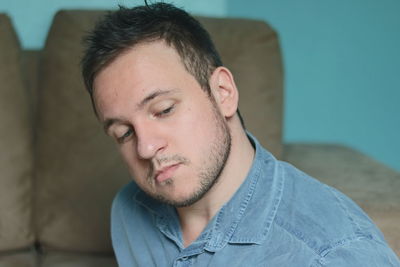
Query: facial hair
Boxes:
[{"xmin": 144, "ymin": 101, "xmax": 232, "ymax": 207}]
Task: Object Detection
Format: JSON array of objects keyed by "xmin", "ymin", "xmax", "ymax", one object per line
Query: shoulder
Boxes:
[
  {"xmin": 111, "ymin": 181, "xmax": 163, "ymax": 226},
  {"xmin": 310, "ymin": 237, "xmax": 400, "ymax": 266},
  {"xmin": 112, "ymin": 181, "xmax": 140, "ymax": 210},
  {"xmin": 274, "ymin": 161, "xmax": 399, "ymax": 265},
  {"xmin": 111, "ymin": 181, "xmax": 156, "ymax": 245},
  {"xmin": 111, "ymin": 181, "xmax": 142, "ymax": 220}
]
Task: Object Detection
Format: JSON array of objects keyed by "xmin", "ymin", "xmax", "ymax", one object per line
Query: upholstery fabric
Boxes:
[
  {"xmin": 33, "ymin": 10, "xmax": 284, "ymax": 253},
  {"xmin": 0, "ymin": 14, "xmax": 34, "ymax": 250},
  {"xmin": 40, "ymin": 252, "xmax": 117, "ymax": 267},
  {"xmin": 198, "ymin": 17, "xmax": 283, "ymax": 158},
  {"xmin": 34, "ymin": 11, "xmax": 130, "ymax": 252},
  {"xmin": 21, "ymin": 50, "xmax": 41, "ymax": 116},
  {"xmin": 283, "ymin": 144, "xmax": 400, "ymax": 256},
  {"xmin": 0, "ymin": 251, "xmax": 36, "ymax": 267}
]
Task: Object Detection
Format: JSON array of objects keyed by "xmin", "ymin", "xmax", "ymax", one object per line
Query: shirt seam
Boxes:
[
  {"xmin": 274, "ymin": 216, "xmax": 320, "ymax": 256},
  {"xmin": 275, "ymin": 217, "xmax": 376, "ymax": 266},
  {"xmin": 310, "ymin": 235, "xmax": 378, "ymax": 266},
  {"xmin": 327, "ymin": 185, "xmax": 363, "ymax": 235},
  {"xmin": 259, "ymin": 161, "xmax": 284, "ymax": 241},
  {"xmin": 207, "ymin": 155, "xmax": 263, "ymax": 249}
]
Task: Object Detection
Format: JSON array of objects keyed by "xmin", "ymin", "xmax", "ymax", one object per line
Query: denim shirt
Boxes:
[{"xmin": 111, "ymin": 134, "xmax": 400, "ymax": 266}]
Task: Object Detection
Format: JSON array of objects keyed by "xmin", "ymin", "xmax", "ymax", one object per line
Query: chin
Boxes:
[{"xmin": 149, "ymin": 188, "xmax": 203, "ymax": 207}]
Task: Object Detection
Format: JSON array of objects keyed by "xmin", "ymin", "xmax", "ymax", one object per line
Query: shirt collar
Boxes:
[
  {"xmin": 204, "ymin": 132, "xmax": 284, "ymax": 251},
  {"xmin": 133, "ymin": 132, "xmax": 284, "ymax": 251}
]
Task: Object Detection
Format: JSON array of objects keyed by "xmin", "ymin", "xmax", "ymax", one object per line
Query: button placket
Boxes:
[{"xmin": 173, "ymin": 256, "xmax": 191, "ymax": 267}]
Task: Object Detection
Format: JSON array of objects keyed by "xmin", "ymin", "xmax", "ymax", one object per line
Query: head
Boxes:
[
  {"xmin": 82, "ymin": 2, "xmax": 222, "ymax": 112},
  {"xmin": 81, "ymin": 2, "xmax": 243, "ymax": 207}
]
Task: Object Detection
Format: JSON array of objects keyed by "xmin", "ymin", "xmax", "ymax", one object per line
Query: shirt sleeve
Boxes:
[{"xmin": 311, "ymin": 237, "xmax": 400, "ymax": 267}]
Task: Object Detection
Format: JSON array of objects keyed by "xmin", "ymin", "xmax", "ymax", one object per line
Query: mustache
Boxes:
[{"xmin": 147, "ymin": 155, "xmax": 190, "ymax": 180}]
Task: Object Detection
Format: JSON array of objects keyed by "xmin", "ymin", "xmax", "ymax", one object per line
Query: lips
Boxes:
[{"xmin": 155, "ymin": 163, "xmax": 180, "ymax": 183}]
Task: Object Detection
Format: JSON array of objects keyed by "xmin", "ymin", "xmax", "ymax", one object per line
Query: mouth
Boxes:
[{"xmin": 155, "ymin": 163, "xmax": 181, "ymax": 184}]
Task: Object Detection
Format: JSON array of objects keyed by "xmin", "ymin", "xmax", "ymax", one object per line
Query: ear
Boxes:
[{"xmin": 209, "ymin": 67, "xmax": 239, "ymax": 118}]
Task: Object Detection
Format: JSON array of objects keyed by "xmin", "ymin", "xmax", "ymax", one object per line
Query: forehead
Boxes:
[
  {"xmin": 92, "ymin": 41, "xmax": 200, "ymax": 120},
  {"xmin": 94, "ymin": 41, "xmax": 185, "ymax": 90}
]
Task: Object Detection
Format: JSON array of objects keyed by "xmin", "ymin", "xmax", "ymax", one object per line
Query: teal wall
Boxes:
[
  {"xmin": 1, "ymin": 0, "xmax": 399, "ymax": 171},
  {"xmin": 0, "ymin": 0, "xmax": 226, "ymax": 49},
  {"xmin": 228, "ymin": 0, "xmax": 400, "ymax": 171}
]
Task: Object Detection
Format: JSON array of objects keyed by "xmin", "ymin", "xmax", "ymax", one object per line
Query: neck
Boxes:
[{"xmin": 176, "ymin": 125, "xmax": 255, "ymax": 247}]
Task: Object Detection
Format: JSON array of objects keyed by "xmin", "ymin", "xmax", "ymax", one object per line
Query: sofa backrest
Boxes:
[
  {"xmin": 197, "ymin": 16, "xmax": 283, "ymax": 156},
  {"xmin": 31, "ymin": 10, "xmax": 283, "ymax": 253},
  {"xmin": 33, "ymin": 11, "xmax": 130, "ymax": 252},
  {"xmin": 0, "ymin": 14, "xmax": 34, "ymax": 251}
]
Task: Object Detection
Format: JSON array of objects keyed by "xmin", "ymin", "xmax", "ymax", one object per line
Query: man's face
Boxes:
[{"xmin": 93, "ymin": 41, "xmax": 231, "ymax": 207}]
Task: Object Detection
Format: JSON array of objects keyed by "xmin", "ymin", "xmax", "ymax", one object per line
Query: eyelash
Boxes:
[
  {"xmin": 115, "ymin": 105, "xmax": 175, "ymax": 144},
  {"xmin": 155, "ymin": 105, "xmax": 174, "ymax": 118},
  {"xmin": 117, "ymin": 128, "xmax": 133, "ymax": 143}
]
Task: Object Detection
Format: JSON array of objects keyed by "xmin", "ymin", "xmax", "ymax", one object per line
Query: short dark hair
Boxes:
[{"xmin": 81, "ymin": 2, "xmax": 223, "ymax": 102}]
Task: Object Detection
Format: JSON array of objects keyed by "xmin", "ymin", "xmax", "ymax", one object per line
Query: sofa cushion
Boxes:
[
  {"xmin": 39, "ymin": 252, "xmax": 117, "ymax": 267},
  {"xmin": 0, "ymin": 251, "xmax": 36, "ymax": 267},
  {"xmin": 21, "ymin": 50, "xmax": 42, "ymax": 116},
  {"xmin": 283, "ymin": 144, "xmax": 400, "ymax": 257},
  {"xmin": 0, "ymin": 14, "xmax": 34, "ymax": 251},
  {"xmin": 198, "ymin": 17, "xmax": 283, "ymax": 158},
  {"xmin": 34, "ymin": 10, "xmax": 130, "ymax": 252}
]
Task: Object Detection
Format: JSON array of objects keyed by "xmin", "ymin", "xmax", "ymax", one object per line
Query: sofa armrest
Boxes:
[{"xmin": 282, "ymin": 143, "xmax": 400, "ymax": 257}]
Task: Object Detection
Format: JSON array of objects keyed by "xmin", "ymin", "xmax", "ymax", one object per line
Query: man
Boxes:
[{"xmin": 81, "ymin": 2, "xmax": 399, "ymax": 266}]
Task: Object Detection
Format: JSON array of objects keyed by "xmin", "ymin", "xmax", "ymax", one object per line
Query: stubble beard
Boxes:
[{"xmin": 147, "ymin": 103, "xmax": 232, "ymax": 208}]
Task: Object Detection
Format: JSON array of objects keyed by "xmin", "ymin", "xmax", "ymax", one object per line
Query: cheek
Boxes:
[
  {"xmin": 176, "ymin": 105, "xmax": 206, "ymax": 134},
  {"xmin": 174, "ymin": 103, "xmax": 217, "ymax": 154}
]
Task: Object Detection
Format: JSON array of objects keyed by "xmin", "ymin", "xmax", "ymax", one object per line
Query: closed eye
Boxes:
[
  {"xmin": 155, "ymin": 105, "xmax": 174, "ymax": 118},
  {"xmin": 117, "ymin": 128, "xmax": 134, "ymax": 143}
]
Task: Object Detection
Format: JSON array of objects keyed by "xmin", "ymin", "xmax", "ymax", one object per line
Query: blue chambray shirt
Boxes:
[{"xmin": 111, "ymin": 134, "xmax": 400, "ymax": 266}]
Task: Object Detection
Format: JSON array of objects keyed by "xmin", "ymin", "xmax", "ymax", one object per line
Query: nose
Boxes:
[{"xmin": 135, "ymin": 123, "xmax": 167, "ymax": 159}]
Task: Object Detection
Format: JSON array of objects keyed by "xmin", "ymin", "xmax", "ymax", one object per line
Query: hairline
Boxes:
[{"xmin": 90, "ymin": 38, "xmax": 215, "ymax": 117}]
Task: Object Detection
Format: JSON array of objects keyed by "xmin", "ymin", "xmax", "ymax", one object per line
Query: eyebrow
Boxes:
[{"xmin": 102, "ymin": 89, "xmax": 177, "ymax": 133}]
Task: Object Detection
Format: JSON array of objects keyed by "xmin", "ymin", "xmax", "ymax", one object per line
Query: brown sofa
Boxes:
[{"xmin": 0, "ymin": 10, "xmax": 399, "ymax": 266}]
